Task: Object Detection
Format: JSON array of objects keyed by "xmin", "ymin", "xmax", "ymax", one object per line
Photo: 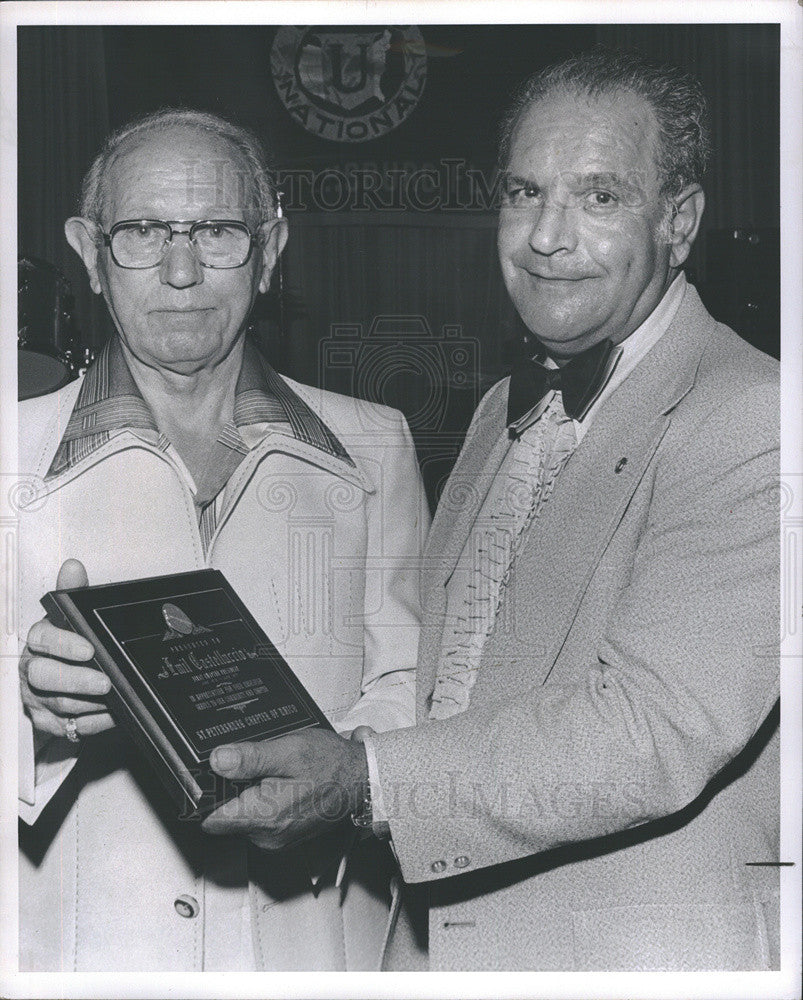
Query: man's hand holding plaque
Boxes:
[
  {"xmin": 201, "ymin": 729, "xmax": 371, "ymax": 850},
  {"xmin": 20, "ymin": 559, "xmax": 114, "ymax": 743},
  {"xmin": 39, "ymin": 568, "xmax": 340, "ymax": 817}
]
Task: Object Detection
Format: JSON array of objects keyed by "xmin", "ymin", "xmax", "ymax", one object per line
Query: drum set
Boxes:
[{"xmin": 18, "ymin": 256, "xmax": 94, "ymax": 400}]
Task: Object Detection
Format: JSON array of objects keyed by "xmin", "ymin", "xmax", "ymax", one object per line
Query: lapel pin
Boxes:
[{"xmin": 615, "ymin": 458, "xmax": 628, "ymax": 474}]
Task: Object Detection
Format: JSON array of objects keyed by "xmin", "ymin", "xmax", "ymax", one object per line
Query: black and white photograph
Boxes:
[{"xmin": 0, "ymin": 2, "xmax": 800, "ymax": 997}]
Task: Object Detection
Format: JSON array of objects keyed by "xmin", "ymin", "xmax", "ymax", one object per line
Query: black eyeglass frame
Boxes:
[{"xmin": 99, "ymin": 219, "xmax": 263, "ymax": 270}]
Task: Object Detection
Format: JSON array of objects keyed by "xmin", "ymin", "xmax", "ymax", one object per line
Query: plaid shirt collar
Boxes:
[{"xmin": 46, "ymin": 335, "xmax": 354, "ymax": 480}]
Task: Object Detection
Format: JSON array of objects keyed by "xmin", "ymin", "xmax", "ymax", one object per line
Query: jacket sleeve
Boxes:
[
  {"xmin": 337, "ymin": 409, "xmax": 431, "ymax": 735},
  {"xmin": 16, "ymin": 395, "xmax": 78, "ymax": 823},
  {"xmin": 370, "ymin": 383, "xmax": 780, "ymax": 882}
]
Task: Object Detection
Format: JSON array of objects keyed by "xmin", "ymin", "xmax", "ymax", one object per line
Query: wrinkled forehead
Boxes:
[
  {"xmin": 508, "ymin": 87, "xmax": 662, "ymax": 186},
  {"xmin": 102, "ymin": 126, "xmax": 259, "ymax": 224}
]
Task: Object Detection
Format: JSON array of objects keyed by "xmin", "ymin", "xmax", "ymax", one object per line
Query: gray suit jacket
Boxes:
[{"xmin": 372, "ymin": 285, "xmax": 780, "ymax": 971}]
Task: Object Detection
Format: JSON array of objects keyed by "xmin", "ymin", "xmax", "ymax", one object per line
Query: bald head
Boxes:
[{"xmin": 79, "ymin": 109, "xmax": 277, "ymax": 227}]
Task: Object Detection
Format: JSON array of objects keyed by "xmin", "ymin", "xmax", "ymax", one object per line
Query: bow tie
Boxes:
[{"xmin": 506, "ymin": 338, "xmax": 616, "ymax": 432}]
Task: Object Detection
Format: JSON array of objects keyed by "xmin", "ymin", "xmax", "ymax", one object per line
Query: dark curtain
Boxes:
[
  {"xmin": 17, "ymin": 27, "xmax": 111, "ymax": 348},
  {"xmin": 272, "ymin": 213, "xmax": 520, "ymax": 503},
  {"xmin": 593, "ymin": 23, "xmax": 780, "ymax": 280}
]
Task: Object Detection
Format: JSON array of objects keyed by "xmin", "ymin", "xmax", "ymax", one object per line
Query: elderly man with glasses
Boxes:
[{"xmin": 17, "ymin": 108, "xmax": 428, "ymax": 972}]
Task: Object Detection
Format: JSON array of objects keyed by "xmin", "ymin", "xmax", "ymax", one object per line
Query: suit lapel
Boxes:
[
  {"xmin": 417, "ymin": 382, "xmax": 511, "ymax": 714},
  {"xmin": 423, "ymin": 381, "xmax": 511, "ymax": 599},
  {"xmin": 419, "ymin": 285, "xmax": 716, "ymax": 710},
  {"xmin": 477, "ymin": 287, "xmax": 713, "ymax": 692},
  {"xmin": 499, "ymin": 403, "xmax": 670, "ymax": 689}
]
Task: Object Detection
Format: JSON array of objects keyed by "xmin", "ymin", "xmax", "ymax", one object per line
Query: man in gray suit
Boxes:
[{"xmin": 203, "ymin": 49, "xmax": 780, "ymax": 971}]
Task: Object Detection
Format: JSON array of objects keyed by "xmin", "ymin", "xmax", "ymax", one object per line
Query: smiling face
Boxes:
[
  {"xmin": 69, "ymin": 126, "xmax": 285, "ymax": 377},
  {"xmin": 498, "ymin": 88, "xmax": 676, "ymax": 359}
]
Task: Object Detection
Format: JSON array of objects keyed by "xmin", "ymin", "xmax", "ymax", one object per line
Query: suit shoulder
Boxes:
[
  {"xmin": 697, "ymin": 323, "xmax": 779, "ymax": 393},
  {"xmin": 281, "ymin": 375, "xmax": 412, "ymax": 438},
  {"xmin": 18, "ymin": 379, "xmax": 83, "ymax": 468},
  {"xmin": 19, "ymin": 385, "xmax": 65, "ymax": 425},
  {"xmin": 672, "ymin": 286, "xmax": 778, "ymax": 409},
  {"xmin": 669, "ymin": 324, "xmax": 779, "ymax": 456}
]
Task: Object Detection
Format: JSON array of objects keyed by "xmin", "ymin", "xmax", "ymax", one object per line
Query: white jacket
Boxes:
[{"xmin": 17, "ymin": 371, "xmax": 429, "ymax": 971}]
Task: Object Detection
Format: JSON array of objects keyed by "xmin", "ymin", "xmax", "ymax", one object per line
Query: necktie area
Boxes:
[{"xmin": 506, "ymin": 338, "xmax": 616, "ymax": 431}]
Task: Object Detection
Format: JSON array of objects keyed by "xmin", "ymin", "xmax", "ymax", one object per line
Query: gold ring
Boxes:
[{"xmin": 65, "ymin": 717, "xmax": 80, "ymax": 743}]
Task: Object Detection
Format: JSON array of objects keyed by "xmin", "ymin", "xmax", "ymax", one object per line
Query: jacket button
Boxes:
[
  {"xmin": 174, "ymin": 895, "xmax": 199, "ymax": 918},
  {"xmin": 454, "ymin": 856, "xmax": 470, "ymax": 868},
  {"xmin": 430, "ymin": 859, "xmax": 447, "ymax": 873}
]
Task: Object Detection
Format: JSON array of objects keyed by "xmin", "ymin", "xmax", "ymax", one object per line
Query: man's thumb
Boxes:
[
  {"xmin": 56, "ymin": 559, "xmax": 89, "ymax": 590},
  {"xmin": 210, "ymin": 738, "xmax": 295, "ymax": 780}
]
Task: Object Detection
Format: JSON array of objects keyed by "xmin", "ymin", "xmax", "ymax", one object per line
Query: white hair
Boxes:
[{"xmin": 79, "ymin": 107, "xmax": 277, "ymax": 224}]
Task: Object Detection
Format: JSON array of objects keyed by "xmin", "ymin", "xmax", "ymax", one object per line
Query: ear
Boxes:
[
  {"xmin": 65, "ymin": 217, "xmax": 104, "ymax": 295},
  {"xmin": 256, "ymin": 217, "xmax": 289, "ymax": 294},
  {"xmin": 666, "ymin": 185, "xmax": 705, "ymax": 268}
]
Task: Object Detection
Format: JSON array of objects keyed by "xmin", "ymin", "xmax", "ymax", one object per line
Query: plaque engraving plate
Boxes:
[{"xmin": 42, "ymin": 569, "xmax": 332, "ymax": 817}]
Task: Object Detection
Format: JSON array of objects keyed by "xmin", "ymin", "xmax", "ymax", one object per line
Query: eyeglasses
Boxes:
[{"xmin": 100, "ymin": 219, "xmax": 260, "ymax": 269}]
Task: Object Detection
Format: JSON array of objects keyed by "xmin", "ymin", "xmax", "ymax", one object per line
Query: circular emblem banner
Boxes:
[{"xmin": 271, "ymin": 26, "xmax": 427, "ymax": 143}]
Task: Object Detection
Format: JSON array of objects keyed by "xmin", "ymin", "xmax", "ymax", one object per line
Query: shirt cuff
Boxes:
[
  {"xmin": 362, "ymin": 734, "xmax": 391, "ymax": 840},
  {"xmin": 19, "ymin": 701, "xmax": 36, "ymax": 808},
  {"xmin": 19, "ymin": 735, "xmax": 79, "ymax": 825}
]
